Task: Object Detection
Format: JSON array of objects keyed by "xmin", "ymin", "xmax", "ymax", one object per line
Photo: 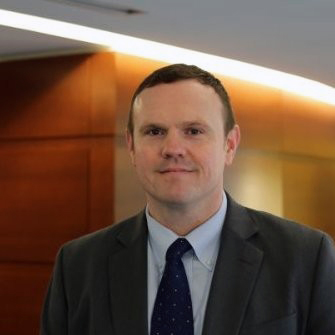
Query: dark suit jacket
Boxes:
[{"xmin": 40, "ymin": 195, "xmax": 335, "ymax": 335}]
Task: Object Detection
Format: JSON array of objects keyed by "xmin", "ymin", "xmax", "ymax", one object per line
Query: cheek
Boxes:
[
  {"xmin": 133, "ymin": 148, "xmax": 155, "ymax": 171},
  {"xmin": 202, "ymin": 148, "xmax": 226, "ymax": 176},
  {"xmin": 201, "ymin": 145, "xmax": 225, "ymax": 163}
]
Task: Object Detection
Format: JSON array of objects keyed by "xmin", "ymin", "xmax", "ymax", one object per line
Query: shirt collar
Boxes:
[{"xmin": 146, "ymin": 192, "xmax": 227, "ymax": 272}]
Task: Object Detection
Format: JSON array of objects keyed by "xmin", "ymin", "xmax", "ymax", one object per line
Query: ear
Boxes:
[
  {"xmin": 224, "ymin": 125, "xmax": 240, "ymax": 166},
  {"xmin": 126, "ymin": 129, "xmax": 136, "ymax": 166}
]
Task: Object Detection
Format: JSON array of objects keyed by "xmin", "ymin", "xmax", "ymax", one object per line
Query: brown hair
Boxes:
[{"xmin": 127, "ymin": 63, "xmax": 235, "ymax": 136}]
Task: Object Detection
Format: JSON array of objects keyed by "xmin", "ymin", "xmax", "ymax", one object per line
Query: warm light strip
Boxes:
[{"xmin": 1, "ymin": 8, "xmax": 335, "ymax": 106}]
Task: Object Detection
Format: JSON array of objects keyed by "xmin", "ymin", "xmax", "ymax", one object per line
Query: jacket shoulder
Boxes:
[
  {"xmin": 58, "ymin": 212, "xmax": 145, "ymax": 262},
  {"xmin": 244, "ymin": 207, "xmax": 334, "ymax": 258},
  {"xmin": 247, "ymin": 207, "xmax": 325, "ymax": 238}
]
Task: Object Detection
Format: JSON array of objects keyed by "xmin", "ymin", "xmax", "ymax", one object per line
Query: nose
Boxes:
[{"xmin": 161, "ymin": 131, "xmax": 186, "ymax": 159}]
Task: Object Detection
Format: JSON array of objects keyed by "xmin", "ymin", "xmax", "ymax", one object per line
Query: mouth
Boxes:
[{"xmin": 159, "ymin": 168, "xmax": 193, "ymax": 174}]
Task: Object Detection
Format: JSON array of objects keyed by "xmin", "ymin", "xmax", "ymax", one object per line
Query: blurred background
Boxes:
[{"xmin": 0, "ymin": 1, "xmax": 335, "ymax": 334}]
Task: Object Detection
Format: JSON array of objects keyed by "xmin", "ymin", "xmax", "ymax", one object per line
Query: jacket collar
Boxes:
[
  {"xmin": 202, "ymin": 193, "xmax": 263, "ymax": 335},
  {"xmin": 108, "ymin": 212, "xmax": 148, "ymax": 335},
  {"xmin": 107, "ymin": 194, "xmax": 263, "ymax": 335}
]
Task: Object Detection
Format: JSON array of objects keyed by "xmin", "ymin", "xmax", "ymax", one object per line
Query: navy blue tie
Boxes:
[{"xmin": 151, "ymin": 238, "xmax": 194, "ymax": 335}]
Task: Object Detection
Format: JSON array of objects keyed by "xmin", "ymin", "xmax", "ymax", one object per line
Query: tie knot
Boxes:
[{"xmin": 166, "ymin": 238, "xmax": 192, "ymax": 262}]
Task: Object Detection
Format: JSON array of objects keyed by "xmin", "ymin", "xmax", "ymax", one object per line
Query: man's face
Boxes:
[{"xmin": 127, "ymin": 79, "xmax": 239, "ymax": 209}]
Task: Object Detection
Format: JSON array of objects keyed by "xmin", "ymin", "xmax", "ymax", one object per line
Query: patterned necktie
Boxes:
[{"xmin": 151, "ymin": 238, "xmax": 194, "ymax": 335}]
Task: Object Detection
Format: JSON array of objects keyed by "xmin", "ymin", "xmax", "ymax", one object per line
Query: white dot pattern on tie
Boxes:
[{"xmin": 150, "ymin": 238, "xmax": 194, "ymax": 335}]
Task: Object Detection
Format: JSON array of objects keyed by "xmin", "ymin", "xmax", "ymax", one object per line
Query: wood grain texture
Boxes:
[
  {"xmin": 0, "ymin": 52, "xmax": 116, "ymax": 334},
  {"xmin": 224, "ymin": 149, "xmax": 283, "ymax": 217},
  {"xmin": 282, "ymin": 94, "xmax": 335, "ymax": 159},
  {"xmin": 221, "ymin": 77, "xmax": 284, "ymax": 151},
  {"xmin": 90, "ymin": 52, "xmax": 116, "ymax": 135},
  {"xmin": 0, "ymin": 145, "xmax": 89, "ymax": 262},
  {"xmin": 0, "ymin": 54, "xmax": 91, "ymax": 138},
  {"xmin": 0, "ymin": 263, "xmax": 52, "ymax": 335},
  {"xmin": 0, "ymin": 138, "xmax": 115, "ymax": 261},
  {"xmin": 283, "ymin": 156, "xmax": 335, "ymax": 238},
  {"xmin": 89, "ymin": 138, "xmax": 115, "ymax": 231}
]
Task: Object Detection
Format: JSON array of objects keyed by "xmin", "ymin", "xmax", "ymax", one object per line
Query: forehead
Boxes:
[{"xmin": 133, "ymin": 80, "xmax": 224, "ymax": 123}]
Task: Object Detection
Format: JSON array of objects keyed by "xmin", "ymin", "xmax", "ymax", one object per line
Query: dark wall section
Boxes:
[{"xmin": 0, "ymin": 53, "xmax": 116, "ymax": 335}]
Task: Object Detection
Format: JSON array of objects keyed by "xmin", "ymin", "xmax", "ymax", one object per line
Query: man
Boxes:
[{"xmin": 41, "ymin": 64, "xmax": 335, "ymax": 335}]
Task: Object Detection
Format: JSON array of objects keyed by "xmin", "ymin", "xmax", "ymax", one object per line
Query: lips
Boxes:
[{"xmin": 159, "ymin": 167, "xmax": 193, "ymax": 173}]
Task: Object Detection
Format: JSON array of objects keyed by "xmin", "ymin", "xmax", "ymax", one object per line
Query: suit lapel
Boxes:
[
  {"xmin": 202, "ymin": 195, "xmax": 264, "ymax": 335},
  {"xmin": 108, "ymin": 212, "xmax": 148, "ymax": 335},
  {"xmin": 106, "ymin": 196, "xmax": 263, "ymax": 335}
]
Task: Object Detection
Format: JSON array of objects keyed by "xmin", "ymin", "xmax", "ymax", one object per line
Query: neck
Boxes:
[{"xmin": 147, "ymin": 193, "xmax": 223, "ymax": 236}]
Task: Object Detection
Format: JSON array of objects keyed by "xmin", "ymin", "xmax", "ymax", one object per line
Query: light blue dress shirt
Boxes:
[{"xmin": 146, "ymin": 192, "xmax": 227, "ymax": 335}]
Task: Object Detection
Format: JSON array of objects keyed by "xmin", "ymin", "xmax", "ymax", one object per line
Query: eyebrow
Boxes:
[
  {"xmin": 138, "ymin": 120, "xmax": 212, "ymax": 132},
  {"xmin": 181, "ymin": 121, "xmax": 210, "ymax": 128}
]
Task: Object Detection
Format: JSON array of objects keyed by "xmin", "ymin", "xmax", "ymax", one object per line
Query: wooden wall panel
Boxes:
[
  {"xmin": 0, "ymin": 145, "xmax": 88, "ymax": 262},
  {"xmin": 90, "ymin": 53, "xmax": 116, "ymax": 135},
  {"xmin": 0, "ymin": 55, "xmax": 91, "ymax": 138},
  {"xmin": 224, "ymin": 149, "xmax": 283, "ymax": 217},
  {"xmin": 0, "ymin": 263, "xmax": 52, "ymax": 335},
  {"xmin": 0, "ymin": 52, "xmax": 116, "ymax": 334},
  {"xmin": 220, "ymin": 78, "xmax": 284, "ymax": 151},
  {"xmin": 89, "ymin": 138, "xmax": 115, "ymax": 232},
  {"xmin": 0, "ymin": 53, "xmax": 115, "ymax": 139},
  {"xmin": 283, "ymin": 156, "xmax": 335, "ymax": 238},
  {"xmin": 283, "ymin": 94, "xmax": 335, "ymax": 159}
]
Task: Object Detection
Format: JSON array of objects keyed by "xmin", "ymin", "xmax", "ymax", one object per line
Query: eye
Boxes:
[
  {"xmin": 185, "ymin": 127, "xmax": 203, "ymax": 135},
  {"xmin": 145, "ymin": 127, "xmax": 165, "ymax": 136}
]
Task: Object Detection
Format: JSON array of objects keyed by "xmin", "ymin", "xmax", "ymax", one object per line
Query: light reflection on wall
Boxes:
[{"xmin": 225, "ymin": 149, "xmax": 283, "ymax": 217}]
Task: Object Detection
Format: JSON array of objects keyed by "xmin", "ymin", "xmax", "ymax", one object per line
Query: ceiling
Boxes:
[{"xmin": 0, "ymin": 0, "xmax": 334, "ymax": 87}]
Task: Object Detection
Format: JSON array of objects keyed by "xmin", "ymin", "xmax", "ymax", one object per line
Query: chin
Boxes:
[{"xmin": 155, "ymin": 192, "xmax": 195, "ymax": 207}]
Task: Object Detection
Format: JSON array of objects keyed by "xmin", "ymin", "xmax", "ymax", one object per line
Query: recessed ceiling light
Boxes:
[{"xmin": 0, "ymin": 9, "xmax": 334, "ymax": 106}]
